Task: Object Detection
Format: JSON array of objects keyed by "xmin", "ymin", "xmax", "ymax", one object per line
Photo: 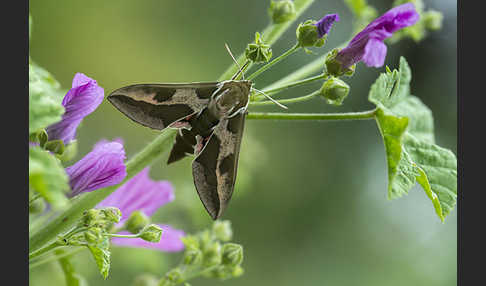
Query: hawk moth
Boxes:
[{"xmin": 107, "ymin": 80, "xmax": 252, "ymax": 220}]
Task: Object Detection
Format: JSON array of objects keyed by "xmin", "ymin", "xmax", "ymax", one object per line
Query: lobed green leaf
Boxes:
[
  {"xmin": 29, "ymin": 146, "xmax": 70, "ymax": 208},
  {"xmin": 87, "ymin": 237, "xmax": 111, "ymax": 279},
  {"xmin": 29, "ymin": 61, "xmax": 65, "ymax": 134},
  {"xmin": 370, "ymin": 57, "xmax": 457, "ymax": 221}
]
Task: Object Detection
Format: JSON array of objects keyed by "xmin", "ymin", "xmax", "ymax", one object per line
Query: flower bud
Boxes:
[
  {"xmin": 139, "ymin": 224, "xmax": 163, "ymax": 242},
  {"xmin": 423, "ymin": 10, "xmax": 443, "ymax": 31},
  {"xmin": 296, "ymin": 20, "xmax": 325, "ymax": 48},
  {"xmin": 212, "ymin": 220, "xmax": 233, "ymax": 242},
  {"xmin": 84, "ymin": 227, "xmax": 104, "ymax": 244},
  {"xmin": 101, "ymin": 207, "xmax": 122, "ymax": 224},
  {"xmin": 81, "ymin": 209, "xmax": 102, "ymax": 227},
  {"xmin": 183, "ymin": 249, "xmax": 203, "ymax": 265},
  {"xmin": 203, "ymin": 241, "xmax": 222, "ymax": 267},
  {"xmin": 165, "ymin": 269, "xmax": 183, "ymax": 284},
  {"xmin": 221, "ymin": 243, "xmax": 243, "ymax": 267},
  {"xmin": 44, "ymin": 139, "xmax": 65, "ymax": 155},
  {"xmin": 268, "ymin": 0, "xmax": 296, "ymax": 24},
  {"xmin": 324, "ymin": 49, "xmax": 355, "ymax": 77},
  {"xmin": 319, "ymin": 77, "xmax": 350, "ymax": 106},
  {"xmin": 29, "ymin": 198, "xmax": 46, "ymax": 214},
  {"xmin": 124, "ymin": 210, "xmax": 149, "ymax": 234},
  {"xmin": 231, "ymin": 265, "xmax": 244, "ymax": 277},
  {"xmin": 245, "ymin": 32, "xmax": 272, "ymax": 63}
]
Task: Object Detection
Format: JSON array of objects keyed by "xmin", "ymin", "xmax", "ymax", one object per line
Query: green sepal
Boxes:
[
  {"xmin": 44, "ymin": 139, "xmax": 65, "ymax": 155},
  {"xmin": 318, "ymin": 76, "xmax": 350, "ymax": 106},
  {"xmin": 245, "ymin": 32, "xmax": 273, "ymax": 63},
  {"xmin": 57, "ymin": 140, "xmax": 78, "ymax": 162},
  {"xmin": 369, "ymin": 57, "xmax": 457, "ymax": 221},
  {"xmin": 296, "ymin": 19, "xmax": 325, "ymax": 48}
]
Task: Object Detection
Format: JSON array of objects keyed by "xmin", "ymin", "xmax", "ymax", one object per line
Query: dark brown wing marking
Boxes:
[
  {"xmin": 107, "ymin": 83, "xmax": 218, "ymax": 130},
  {"xmin": 192, "ymin": 111, "xmax": 246, "ymax": 219}
]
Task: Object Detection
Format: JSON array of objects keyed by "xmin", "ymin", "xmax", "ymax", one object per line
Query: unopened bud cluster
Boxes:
[{"xmin": 268, "ymin": 0, "xmax": 296, "ymax": 24}]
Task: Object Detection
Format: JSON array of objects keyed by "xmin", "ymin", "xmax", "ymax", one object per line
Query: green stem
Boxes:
[
  {"xmin": 29, "ymin": 193, "xmax": 41, "ymax": 205},
  {"xmin": 29, "ymin": 247, "xmax": 84, "ymax": 269},
  {"xmin": 247, "ymin": 44, "xmax": 300, "ymax": 80},
  {"xmin": 246, "ymin": 109, "xmax": 377, "ymax": 121},
  {"xmin": 262, "ymin": 73, "xmax": 327, "ymax": 95},
  {"xmin": 218, "ymin": 0, "xmax": 316, "ymax": 81},
  {"xmin": 28, "ymin": 129, "xmax": 178, "ymax": 254},
  {"xmin": 29, "ymin": 241, "xmax": 62, "ymax": 260},
  {"xmin": 249, "ymin": 91, "xmax": 319, "ymax": 107},
  {"xmin": 106, "ymin": 233, "xmax": 140, "ymax": 239}
]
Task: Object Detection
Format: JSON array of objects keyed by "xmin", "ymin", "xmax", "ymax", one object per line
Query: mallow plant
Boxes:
[{"xmin": 29, "ymin": 0, "xmax": 455, "ymax": 285}]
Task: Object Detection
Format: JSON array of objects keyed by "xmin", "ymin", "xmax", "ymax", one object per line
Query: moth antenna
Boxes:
[
  {"xmin": 225, "ymin": 43, "xmax": 245, "ymax": 80},
  {"xmin": 252, "ymin": 88, "xmax": 288, "ymax": 110}
]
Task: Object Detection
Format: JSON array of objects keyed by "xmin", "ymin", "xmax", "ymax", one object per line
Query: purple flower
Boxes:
[
  {"xmin": 315, "ymin": 13, "xmax": 340, "ymax": 38},
  {"xmin": 66, "ymin": 140, "xmax": 127, "ymax": 197},
  {"xmin": 46, "ymin": 73, "xmax": 104, "ymax": 145},
  {"xmin": 335, "ymin": 3, "xmax": 419, "ymax": 68},
  {"xmin": 97, "ymin": 167, "xmax": 185, "ymax": 252}
]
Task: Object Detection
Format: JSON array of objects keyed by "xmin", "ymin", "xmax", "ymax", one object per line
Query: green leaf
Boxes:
[
  {"xmin": 29, "ymin": 146, "xmax": 69, "ymax": 208},
  {"xmin": 369, "ymin": 57, "xmax": 457, "ymax": 221},
  {"xmin": 29, "ymin": 61, "xmax": 65, "ymax": 134},
  {"xmin": 87, "ymin": 237, "xmax": 111, "ymax": 279}
]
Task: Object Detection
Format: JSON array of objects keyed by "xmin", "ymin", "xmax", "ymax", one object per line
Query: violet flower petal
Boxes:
[
  {"xmin": 315, "ymin": 13, "xmax": 340, "ymax": 38},
  {"xmin": 362, "ymin": 38, "xmax": 388, "ymax": 67},
  {"xmin": 66, "ymin": 140, "xmax": 126, "ymax": 197},
  {"xmin": 111, "ymin": 224, "xmax": 185, "ymax": 252},
  {"xmin": 46, "ymin": 73, "xmax": 104, "ymax": 144},
  {"xmin": 336, "ymin": 3, "xmax": 419, "ymax": 68},
  {"xmin": 97, "ymin": 167, "xmax": 174, "ymax": 223}
]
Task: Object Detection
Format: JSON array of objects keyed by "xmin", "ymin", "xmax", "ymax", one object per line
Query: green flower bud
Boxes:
[
  {"xmin": 268, "ymin": 0, "xmax": 296, "ymax": 24},
  {"xmin": 29, "ymin": 198, "xmax": 46, "ymax": 214},
  {"xmin": 203, "ymin": 241, "xmax": 222, "ymax": 267},
  {"xmin": 81, "ymin": 209, "xmax": 102, "ymax": 227},
  {"xmin": 84, "ymin": 227, "xmax": 105, "ymax": 244},
  {"xmin": 423, "ymin": 10, "xmax": 443, "ymax": 31},
  {"xmin": 324, "ymin": 49, "xmax": 355, "ymax": 77},
  {"xmin": 57, "ymin": 140, "xmax": 78, "ymax": 162},
  {"xmin": 44, "ymin": 139, "xmax": 66, "ymax": 155},
  {"xmin": 180, "ymin": 235, "xmax": 200, "ymax": 250},
  {"xmin": 101, "ymin": 207, "xmax": 122, "ymax": 224},
  {"xmin": 183, "ymin": 249, "xmax": 203, "ymax": 265},
  {"xmin": 204, "ymin": 266, "xmax": 231, "ymax": 279},
  {"xmin": 124, "ymin": 210, "xmax": 149, "ymax": 234},
  {"xmin": 231, "ymin": 265, "xmax": 244, "ymax": 277},
  {"xmin": 221, "ymin": 243, "xmax": 243, "ymax": 267},
  {"xmin": 212, "ymin": 220, "xmax": 233, "ymax": 242},
  {"xmin": 245, "ymin": 32, "xmax": 272, "ymax": 63},
  {"xmin": 296, "ymin": 20, "xmax": 325, "ymax": 48},
  {"xmin": 132, "ymin": 274, "xmax": 159, "ymax": 286},
  {"xmin": 139, "ymin": 224, "xmax": 163, "ymax": 242},
  {"xmin": 165, "ymin": 269, "xmax": 183, "ymax": 284},
  {"xmin": 319, "ymin": 76, "xmax": 350, "ymax": 106}
]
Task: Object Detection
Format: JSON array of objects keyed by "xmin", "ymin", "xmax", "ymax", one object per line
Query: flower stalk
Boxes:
[
  {"xmin": 247, "ymin": 109, "xmax": 377, "ymax": 121},
  {"xmin": 247, "ymin": 43, "xmax": 300, "ymax": 80}
]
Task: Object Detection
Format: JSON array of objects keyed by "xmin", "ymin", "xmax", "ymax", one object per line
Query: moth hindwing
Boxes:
[{"xmin": 107, "ymin": 80, "xmax": 253, "ymax": 220}]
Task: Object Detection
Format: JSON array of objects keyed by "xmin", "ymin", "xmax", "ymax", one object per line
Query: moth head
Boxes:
[{"xmin": 210, "ymin": 80, "xmax": 252, "ymax": 117}]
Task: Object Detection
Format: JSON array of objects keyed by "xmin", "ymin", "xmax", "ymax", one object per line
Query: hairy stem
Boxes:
[
  {"xmin": 247, "ymin": 44, "xmax": 300, "ymax": 80},
  {"xmin": 249, "ymin": 91, "xmax": 319, "ymax": 107},
  {"xmin": 247, "ymin": 109, "xmax": 377, "ymax": 121}
]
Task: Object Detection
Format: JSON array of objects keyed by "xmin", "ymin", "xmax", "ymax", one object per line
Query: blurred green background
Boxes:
[{"xmin": 29, "ymin": 0, "xmax": 457, "ymax": 285}]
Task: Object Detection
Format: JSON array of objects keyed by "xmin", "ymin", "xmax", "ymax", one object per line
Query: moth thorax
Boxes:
[{"xmin": 209, "ymin": 81, "xmax": 251, "ymax": 118}]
